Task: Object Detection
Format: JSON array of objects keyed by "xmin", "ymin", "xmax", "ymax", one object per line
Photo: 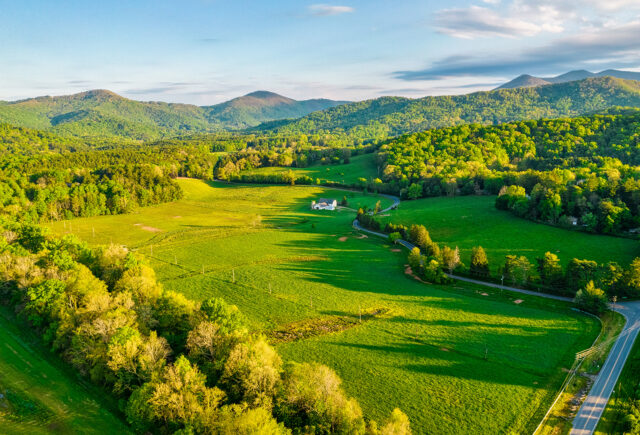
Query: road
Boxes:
[
  {"xmin": 570, "ymin": 300, "xmax": 640, "ymax": 434},
  {"xmin": 351, "ymin": 194, "xmax": 640, "ymax": 434}
]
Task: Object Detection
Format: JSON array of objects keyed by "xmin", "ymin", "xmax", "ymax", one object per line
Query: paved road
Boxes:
[
  {"xmin": 352, "ymin": 199, "xmax": 640, "ymax": 434},
  {"xmin": 570, "ymin": 300, "xmax": 640, "ymax": 434}
]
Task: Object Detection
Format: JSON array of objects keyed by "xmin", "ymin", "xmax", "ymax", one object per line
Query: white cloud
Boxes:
[
  {"xmin": 434, "ymin": 6, "xmax": 556, "ymax": 39},
  {"xmin": 309, "ymin": 4, "xmax": 354, "ymax": 16},
  {"xmin": 396, "ymin": 19, "xmax": 640, "ymax": 80},
  {"xmin": 434, "ymin": 0, "xmax": 640, "ymax": 40}
]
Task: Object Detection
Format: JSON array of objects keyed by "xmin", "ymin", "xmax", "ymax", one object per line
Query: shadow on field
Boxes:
[{"xmin": 329, "ymin": 338, "xmax": 550, "ymax": 384}]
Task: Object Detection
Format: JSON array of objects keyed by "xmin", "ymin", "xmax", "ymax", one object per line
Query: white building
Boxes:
[{"xmin": 311, "ymin": 198, "xmax": 338, "ymax": 210}]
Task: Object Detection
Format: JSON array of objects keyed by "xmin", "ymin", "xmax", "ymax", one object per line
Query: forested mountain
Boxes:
[
  {"xmin": 0, "ymin": 90, "xmax": 345, "ymax": 140},
  {"xmin": 498, "ymin": 69, "xmax": 640, "ymax": 89},
  {"xmin": 203, "ymin": 91, "xmax": 347, "ymax": 129},
  {"xmin": 254, "ymin": 77, "xmax": 640, "ymax": 139}
]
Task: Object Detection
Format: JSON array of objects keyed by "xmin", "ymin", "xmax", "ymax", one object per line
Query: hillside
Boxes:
[
  {"xmin": 498, "ymin": 69, "xmax": 640, "ymax": 89},
  {"xmin": 255, "ymin": 77, "xmax": 640, "ymax": 138},
  {"xmin": 0, "ymin": 90, "xmax": 344, "ymax": 140},
  {"xmin": 204, "ymin": 90, "xmax": 347, "ymax": 129}
]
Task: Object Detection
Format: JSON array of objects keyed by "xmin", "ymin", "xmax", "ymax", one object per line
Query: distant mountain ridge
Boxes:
[
  {"xmin": 0, "ymin": 90, "xmax": 346, "ymax": 140},
  {"xmin": 203, "ymin": 91, "xmax": 348, "ymax": 130},
  {"xmin": 497, "ymin": 69, "xmax": 640, "ymax": 89},
  {"xmin": 255, "ymin": 77, "xmax": 640, "ymax": 138}
]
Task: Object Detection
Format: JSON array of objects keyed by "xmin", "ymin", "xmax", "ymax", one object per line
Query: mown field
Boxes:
[
  {"xmin": 48, "ymin": 180, "xmax": 601, "ymax": 433},
  {"xmin": 242, "ymin": 152, "xmax": 380, "ymax": 184},
  {"xmin": 378, "ymin": 195, "xmax": 640, "ymax": 268},
  {"xmin": 0, "ymin": 307, "xmax": 129, "ymax": 434}
]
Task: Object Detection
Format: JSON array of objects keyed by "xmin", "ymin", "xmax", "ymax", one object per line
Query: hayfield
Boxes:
[
  {"xmin": 48, "ymin": 180, "xmax": 601, "ymax": 433},
  {"xmin": 379, "ymin": 195, "xmax": 640, "ymax": 268},
  {"xmin": 242, "ymin": 152, "xmax": 380, "ymax": 185},
  {"xmin": 0, "ymin": 307, "xmax": 129, "ymax": 434}
]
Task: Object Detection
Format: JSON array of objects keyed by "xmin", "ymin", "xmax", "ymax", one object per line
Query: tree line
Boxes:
[{"xmin": 357, "ymin": 212, "xmax": 639, "ymax": 314}]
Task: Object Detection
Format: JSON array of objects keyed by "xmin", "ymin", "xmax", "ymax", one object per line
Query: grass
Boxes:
[
  {"xmin": 242, "ymin": 152, "xmax": 381, "ymax": 185},
  {"xmin": 47, "ymin": 180, "xmax": 601, "ymax": 434},
  {"xmin": 378, "ymin": 195, "xmax": 640, "ymax": 268},
  {"xmin": 0, "ymin": 307, "xmax": 130, "ymax": 434},
  {"xmin": 537, "ymin": 311, "xmax": 626, "ymax": 435}
]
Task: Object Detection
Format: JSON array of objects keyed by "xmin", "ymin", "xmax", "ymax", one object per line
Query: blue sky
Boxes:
[{"xmin": 1, "ymin": 0, "xmax": 639, "ymax": 104}]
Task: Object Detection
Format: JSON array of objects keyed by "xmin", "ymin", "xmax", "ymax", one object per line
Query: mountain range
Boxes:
[
  {"xmin": 257, "ymin": 77, "xmax": 640, "ymax": 137},
  {"xmin": 0, "ymin": 90, "xmax": 346, "ymax": 140},
  {"xmin": 497, "ymin": 69, "xmax": 640, "ymax": 89},
  {"xmin": 3, "ymin": 76, "xmax": 640, "ymax": 142}
]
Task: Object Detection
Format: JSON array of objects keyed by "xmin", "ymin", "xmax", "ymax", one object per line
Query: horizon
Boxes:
[
  {"xmin": 2, "ymin": 1, "xmax": 640, "ymax": 104},
  {"xmin": 3, "ymin": 70, "xmax": 639, "ymax": 106}
]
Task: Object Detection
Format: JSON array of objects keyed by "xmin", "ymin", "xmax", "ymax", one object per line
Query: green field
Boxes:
[
  {"xmin": 242, "ymin": 152, "xmax": 380, "ymax": 184},
  {"xmin": 48, "ymin": 180, "xmax": 601, "ymax": 433},
  {"xmin": 0, "ymin": 308, "xmax": 130, "ymax": 434},
  {"xmin": 379, "ymin": 195, "xmax": 640, "ymax": 268}
]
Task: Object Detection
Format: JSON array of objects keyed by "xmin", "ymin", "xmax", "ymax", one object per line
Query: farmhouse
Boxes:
[{"xmin": 311, "ymin": 198, "xmax": 338, "ymax": 210}]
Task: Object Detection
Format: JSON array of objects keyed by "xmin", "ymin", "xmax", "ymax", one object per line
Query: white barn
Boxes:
[{"xmin": 312, "ymin": 198, "xmax": 338, "ymax": 210}]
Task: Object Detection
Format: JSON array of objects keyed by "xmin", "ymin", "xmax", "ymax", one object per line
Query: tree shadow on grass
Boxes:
[{"xmin": 326, "ymin": 339, "xmax": 549, "ymax": 386}]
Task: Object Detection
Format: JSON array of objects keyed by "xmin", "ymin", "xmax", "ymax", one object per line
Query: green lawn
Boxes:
[
  {"xmin": 379, "ymin": 195, "xmax": 640, "ymax": 268},
  {"xmin": 242, "ymin": 152, "xmax": 380, "ymax": 185},
  {"xmin": 0, "ymin": 307, "xmax": 130, "ymax": 434},
  {"xmin": 47, "ymin": 180, "xmax": 600, "ymax": 434}
]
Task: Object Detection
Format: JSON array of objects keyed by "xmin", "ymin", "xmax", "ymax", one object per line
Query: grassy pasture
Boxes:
[
  {"xmin": 378, "ymin": 195, "xmax": 640, "ymax": 268},
  {"xmin": 0, "ymin": 307, "xmax": 129, "ymax": 434},
  {"xmin": 241, "ymin": 152, "xmax": 380, "ymax": 184},
  {"xmin": 48, "ymin": 180, "xmax": 601, "ymax": 433}
]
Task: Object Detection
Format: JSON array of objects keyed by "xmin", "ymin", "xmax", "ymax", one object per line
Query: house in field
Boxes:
[{"xmin": 311, "ymin": 198, "xmax": 338, "ymax": 210}]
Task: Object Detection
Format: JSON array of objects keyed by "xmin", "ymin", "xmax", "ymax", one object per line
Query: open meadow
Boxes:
[
  {"xmin": 241, "ymin": 152, "xmax": 380, "ymax": 185},
  {"xmin": 48, "ymin": 179, "xmax": 603, "ymax": 433},
  {"xmin": 0, "ymin": 307, "xmax": 129, "ymax": 435},
  {"xmin": 379, "ymin": 195, "xmax": 640, "ymax": 268}
]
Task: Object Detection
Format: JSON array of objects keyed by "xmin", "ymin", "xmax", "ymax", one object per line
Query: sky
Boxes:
[{"xmin": 1, "ymin": 0, "xmax": 639, "ymax": 105}]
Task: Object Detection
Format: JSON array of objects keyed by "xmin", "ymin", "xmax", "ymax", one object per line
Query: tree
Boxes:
[
  {"xmin": 470, "ymin": 246, "xmax": 489, "ymax": 278},
  {"xmin": 140, "ymin": 356, "xmax": 225, "ymax": 431},
  {"xmin": 408, "ymin": 225, "xmax": 432, "ymax": 253},
  {"xmin": 389, "ymin": 232, "xmax": 401, "ymax": 243},
  {"xmin": 574, "ymin": 281, "xmax": 608, "ymax": 315},
  {"xmin": 380, "ymin": 408, "xmax": 411, "ymax": 435},
  {"xmin": 407, "ymin": 247, "xmax": 421, "ymax": 271},
  {"xmin": 536, "ymin": 252, "xmax": 564, "ymax": 290},
  {"xmin": 277, "ymin": 362, "xmax": 365, "ymax": 434},
  {"xmin": 213, "ymin": 404, "xmax": 289, "ymax": 435},
  {"xmin": 624, "ymin": 258, "xmax": 640, "ymax": 297},
  {"xmin": 187, "ymin": 320, "xmax": 246, "ymax": 382},
  {"xmin": 221, "ymin": 335, "xmax": 282, "ymax": 409},
  {"xmin": 407, "ymin": 183, "xmax": 422, "ymax": 200},
  {"xmin": 566, "ymin": 258, "xmax": 599, "ymax": 293},
  {"xmin": 374, "ymin": 200, "xmax": 382, "ymax": 214},
  {"xmin": 503, "ymin": 255, "xmax": 533, "ymax": 286},
  {"xmin": 441, "ymin": 246, "xmax": 460, "ymax": 273}
]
